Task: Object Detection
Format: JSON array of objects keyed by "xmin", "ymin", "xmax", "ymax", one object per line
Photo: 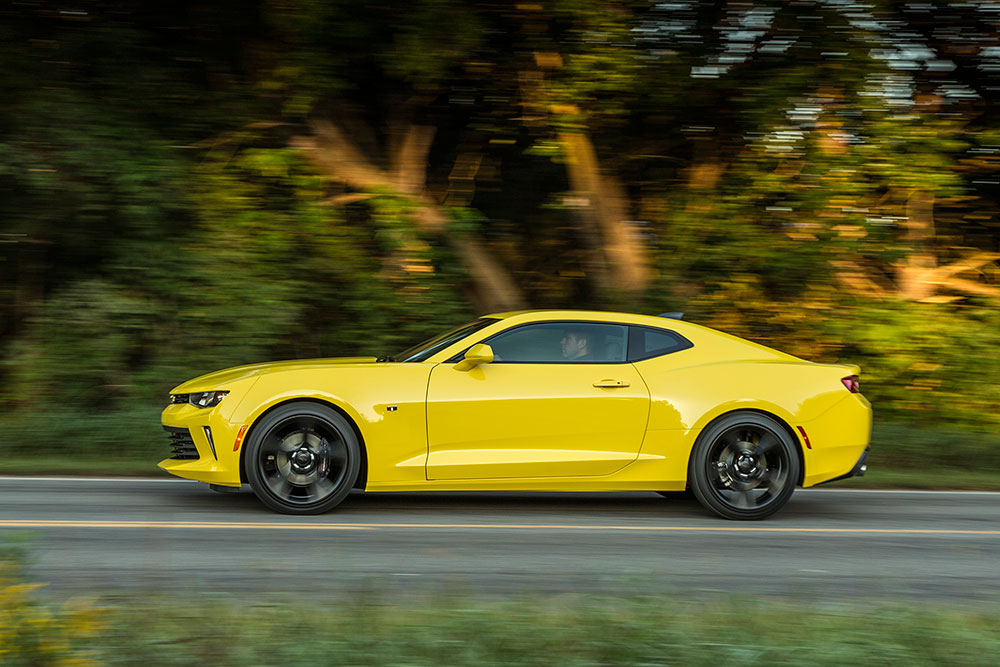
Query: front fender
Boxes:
[{"xmin": 230, "ymin": 364, "xmax": 434, "ymax": 488}]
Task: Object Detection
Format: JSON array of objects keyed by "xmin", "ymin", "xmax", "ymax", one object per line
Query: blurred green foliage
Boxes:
[{"xmin": 1, "ymin": 1, "xmax": 999, "ymax": 466}]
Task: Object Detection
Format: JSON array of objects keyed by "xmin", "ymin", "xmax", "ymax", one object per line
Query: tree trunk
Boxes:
[
  {"xmin": 897, "ymin": 190, "xmax": 938, "ymax": 301},
  {"xmin": 292, "ymin": 120, "xmax": 527, "ymax": 313},
  {"xmin": 887, "ymin": 189, "xmax": 999, "ymax": 301},
  {"xmin": 559, "ymin": 131, "xmax": 649, "ymax": 297},
  {"xmin": 685, "ymin": 138, "xmax": 725, "ymax": 211},
  {"xmin": 13, "ymin": 237, "xmax": 47, "ymax": 338}
]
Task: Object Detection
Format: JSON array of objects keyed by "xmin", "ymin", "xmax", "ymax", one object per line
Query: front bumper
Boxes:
[{"xmin": 159, "ymin": 404, "xmax": 245, "ymax": 487}]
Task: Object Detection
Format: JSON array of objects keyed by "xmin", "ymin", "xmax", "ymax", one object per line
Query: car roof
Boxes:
[
  {"xmin": 483, "ymin": 309, "xmax": 689, "ymax": 329},
  {"xmin": 465, "ymin": 309, "xmax": 802, "ymax": 364}
]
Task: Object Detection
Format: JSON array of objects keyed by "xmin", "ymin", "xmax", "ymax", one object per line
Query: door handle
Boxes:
[{"xmin": 593, "ymin": 379, "xmax": 630, "ymax": 388}]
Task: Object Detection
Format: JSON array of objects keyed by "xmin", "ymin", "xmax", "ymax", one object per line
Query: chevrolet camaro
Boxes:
[{"xmin": 159, "ymin": 310, "xmax": 871, "ymax": 520}]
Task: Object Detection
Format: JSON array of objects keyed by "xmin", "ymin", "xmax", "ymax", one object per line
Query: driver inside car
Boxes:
[{"xmin": 560, "ymin": 328, "xmax": 595, "ymax": 361}]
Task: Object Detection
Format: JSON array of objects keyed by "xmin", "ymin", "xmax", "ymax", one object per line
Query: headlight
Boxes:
[{"xmin": 170, "ymin": 391, "xmax": 229, "ymax": 408}]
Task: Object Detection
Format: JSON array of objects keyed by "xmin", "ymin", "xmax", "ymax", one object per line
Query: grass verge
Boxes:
[
  {"xmin": 5, "ymin": 586, "xmax": 1000, "ymax": 666},
  {"xmin": 0, "ymin": 455, "xmax": 168, "ymax": 477},
  {"xmin": 0, "ymin": 409, "xmax": 997, "ymax": 489},
  {"xmin": 834, "ymin": 467, "xmax": 1000, "ymax": 490}
]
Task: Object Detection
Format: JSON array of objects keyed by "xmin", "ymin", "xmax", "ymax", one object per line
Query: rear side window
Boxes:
[{"xmin": 627, "ymin": 326, "xmax": 692, "ymax": 362}]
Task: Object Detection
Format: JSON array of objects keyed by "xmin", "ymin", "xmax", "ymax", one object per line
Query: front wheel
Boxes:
[
  {"xmin": 245, "ymin": 402, "xmax": 361, "ymax": 515},
  {"xmin": 689, "ymin": 412, "xmax": 800, "ymax": 520}
]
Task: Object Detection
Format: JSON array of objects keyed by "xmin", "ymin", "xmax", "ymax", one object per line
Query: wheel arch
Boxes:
[
  {"xmin": 685, "ymin": 408, "xmax": 805, "ymax": 487},
  {"xmin": 238, "ymin": 397, "xmax": 369, "ymax": 490}
]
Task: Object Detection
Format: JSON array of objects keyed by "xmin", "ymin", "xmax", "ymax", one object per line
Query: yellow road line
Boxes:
[{"xmin": 0, "ymin": 520, "xmax": 997, "ymax": 535}]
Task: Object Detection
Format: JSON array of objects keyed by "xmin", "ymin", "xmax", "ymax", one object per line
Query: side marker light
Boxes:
[
  {"xmin": 233, "ymin": 425, "xmax": 249, "ymax": 452},
  {"xmin": 796, "ymin": 425, "xmax": 812, "ymax": 450}
]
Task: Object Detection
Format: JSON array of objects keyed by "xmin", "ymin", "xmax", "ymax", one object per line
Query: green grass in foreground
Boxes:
[
  {"xmin": 8, "ymin": 589, "xmax": 1000, "ymax": 666},
  {"xmin": 835, "ymin": 467, "xmax": 1000, "ymax": 490},
  {"xmin": 0, "ymin": 409, "xmax": 997, "ymax": 489},
  {"xmin": 0, "ymin": 456, "xmax": 169, "ymax": 477}
]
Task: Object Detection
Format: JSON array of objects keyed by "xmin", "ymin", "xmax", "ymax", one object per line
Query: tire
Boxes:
[
  {"xmin": 244, "ymin": 402, "xmax": 361, "ymax": 515},
  {"xmin": 689, "ymin": 412, "xmax": 800, "ymax": 520}
]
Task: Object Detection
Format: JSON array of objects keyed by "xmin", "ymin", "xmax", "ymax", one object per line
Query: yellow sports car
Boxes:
[{"xmin": 160, "ymin": 310, "xmax": 871, "ymax": 520}]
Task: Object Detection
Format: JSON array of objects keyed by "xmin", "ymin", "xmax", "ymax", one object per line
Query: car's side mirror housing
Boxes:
[{"xmin": 454, "ymin": 343, "xmax": 494, "ymax": 371}]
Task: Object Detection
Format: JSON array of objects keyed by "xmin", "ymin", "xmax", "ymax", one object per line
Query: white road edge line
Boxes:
[
  {"xmin": 0, "ymin": 476, "xmax": 997, "ymax": 495},
  {"xmin": 0, "ymin": 520, "xmax": 998, "ymax": 535}
]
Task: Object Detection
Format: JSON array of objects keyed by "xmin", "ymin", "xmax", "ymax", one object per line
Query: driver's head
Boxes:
[{"xmin": 560, "ymin": 328, "xmax": 592, "ymax": 359}]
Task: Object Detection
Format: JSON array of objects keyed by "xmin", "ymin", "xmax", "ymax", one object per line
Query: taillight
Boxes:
[{"xmin": 841, "ymin": 375, "xmax": 860, "ymax": 393}]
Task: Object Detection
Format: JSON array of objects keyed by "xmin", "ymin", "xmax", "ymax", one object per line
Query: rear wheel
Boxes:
[
  {"xmin": 689, "ymin": 412, "xmax": 799, "ymax": 520},
  {"xmin": 245, "ymin": 402, "xmax": 360, "ymax": 515}
]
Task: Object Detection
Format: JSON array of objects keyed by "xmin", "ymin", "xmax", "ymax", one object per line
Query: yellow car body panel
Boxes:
[
  {"xmin": 159, "ymin": 310, "xmax": 872, "ymax": 494},
  {"xmin": 426, "ymin": 361, "xmax": 649, "ymax": 479}
]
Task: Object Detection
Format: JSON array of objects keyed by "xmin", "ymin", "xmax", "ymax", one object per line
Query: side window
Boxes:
[
  {"xmin": 486, "ymin": 322, "xmax": 628, "ymax": 363},
  {"xmin": 627, "ymin": 326, "xmax": 692, "ymax": 362}
]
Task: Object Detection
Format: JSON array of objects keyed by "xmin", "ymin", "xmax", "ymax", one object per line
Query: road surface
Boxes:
[{"xmin": 1, "ymin": 477, "xmax": 997, "ymax": 602}]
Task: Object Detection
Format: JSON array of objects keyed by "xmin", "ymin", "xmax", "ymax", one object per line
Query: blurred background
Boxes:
[
  {"xmin": 1, "ymin": 0, "xmax": 999, "ymax": 476},
  {"xmin": 2, "ymin": 3, "xmax": 1000, "ymax": 662}
]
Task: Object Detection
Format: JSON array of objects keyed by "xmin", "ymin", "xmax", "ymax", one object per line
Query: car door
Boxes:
[{"xmin": 425, "ymin": 321, "xmax": 650, "ymax": 480}]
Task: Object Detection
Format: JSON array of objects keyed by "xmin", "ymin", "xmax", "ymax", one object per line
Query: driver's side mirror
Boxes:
[{"xmin": 454, "ymin": 343, "xmax": 494, "ymax": 372}]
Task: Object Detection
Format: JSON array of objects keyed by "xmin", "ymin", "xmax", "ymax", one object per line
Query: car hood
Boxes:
[{"xmin": 171, "ymin": 357, "xmax": 379, "ymax": 393}]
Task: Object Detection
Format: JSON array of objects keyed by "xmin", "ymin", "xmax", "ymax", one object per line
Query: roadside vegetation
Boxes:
[
  {"xmin": 2, "ymin": 2, "xmax": 999, "ymax": 484},
  {"xmin": 2, "ymin": 558, "xmax": 999, "ymax": 666},
  {"xmin": 92, "ymin": 596, "xmax": 1000, "ymax": 666}
]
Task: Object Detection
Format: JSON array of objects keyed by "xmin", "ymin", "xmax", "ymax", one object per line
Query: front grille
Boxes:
[
  {"xmin": 170, "ymin": 394, "xmax": 189, "ymax": 405},
  {"xmin": 164, "ymin": 426, "xmax": 199, "ymax": 460}
]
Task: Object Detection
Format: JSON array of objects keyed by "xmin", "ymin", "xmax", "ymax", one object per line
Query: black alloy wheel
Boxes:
[
  {"xmin": 245, "ymin": 402, "xmax": 361, "ymax": 514},
  {"xmin": 689, "ymin": 412, "xmax": 800, "ymax": 520}
]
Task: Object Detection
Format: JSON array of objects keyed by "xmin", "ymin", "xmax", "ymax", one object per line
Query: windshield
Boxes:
[{"xmin": 394, "ymin": 318, "xmax": 499, "ymax": 362}]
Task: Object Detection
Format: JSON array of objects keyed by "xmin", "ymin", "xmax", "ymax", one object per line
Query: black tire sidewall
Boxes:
[
  {"xmin": 689, "ymin": 412, "xmax": 800, "ymax": 521},
  {"xmin": 245, "ymin": 402, "xmax": 361, "ymax": 515}
]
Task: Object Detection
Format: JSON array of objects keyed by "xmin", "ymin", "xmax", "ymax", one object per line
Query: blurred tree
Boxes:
[
  {"xmin": 1, "ymin": 0, "xmax": 999, "ymax": 438},
  {"xmin": 252, "ymin": 0, "xmax": 528, "ymax": 312}
]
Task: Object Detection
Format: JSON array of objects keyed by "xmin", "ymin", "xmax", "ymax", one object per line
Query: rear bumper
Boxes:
[
  {"xmin": 816, "ymin": 448, "xmax": 869, "ymax": 486},
  {"xmin": 800, "ymin": 392, "xmax": 872, "ymax": 487}
]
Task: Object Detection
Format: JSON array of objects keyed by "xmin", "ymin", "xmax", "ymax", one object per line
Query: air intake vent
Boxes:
[{"xmin": 164, "ymin": 426, "xmax": 199, "ymax": 460}]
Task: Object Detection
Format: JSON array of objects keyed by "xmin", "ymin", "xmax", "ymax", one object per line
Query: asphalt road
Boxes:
[{"xmin": 1, "ymin": 477, "xmax": 998, "ymax": 602}]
